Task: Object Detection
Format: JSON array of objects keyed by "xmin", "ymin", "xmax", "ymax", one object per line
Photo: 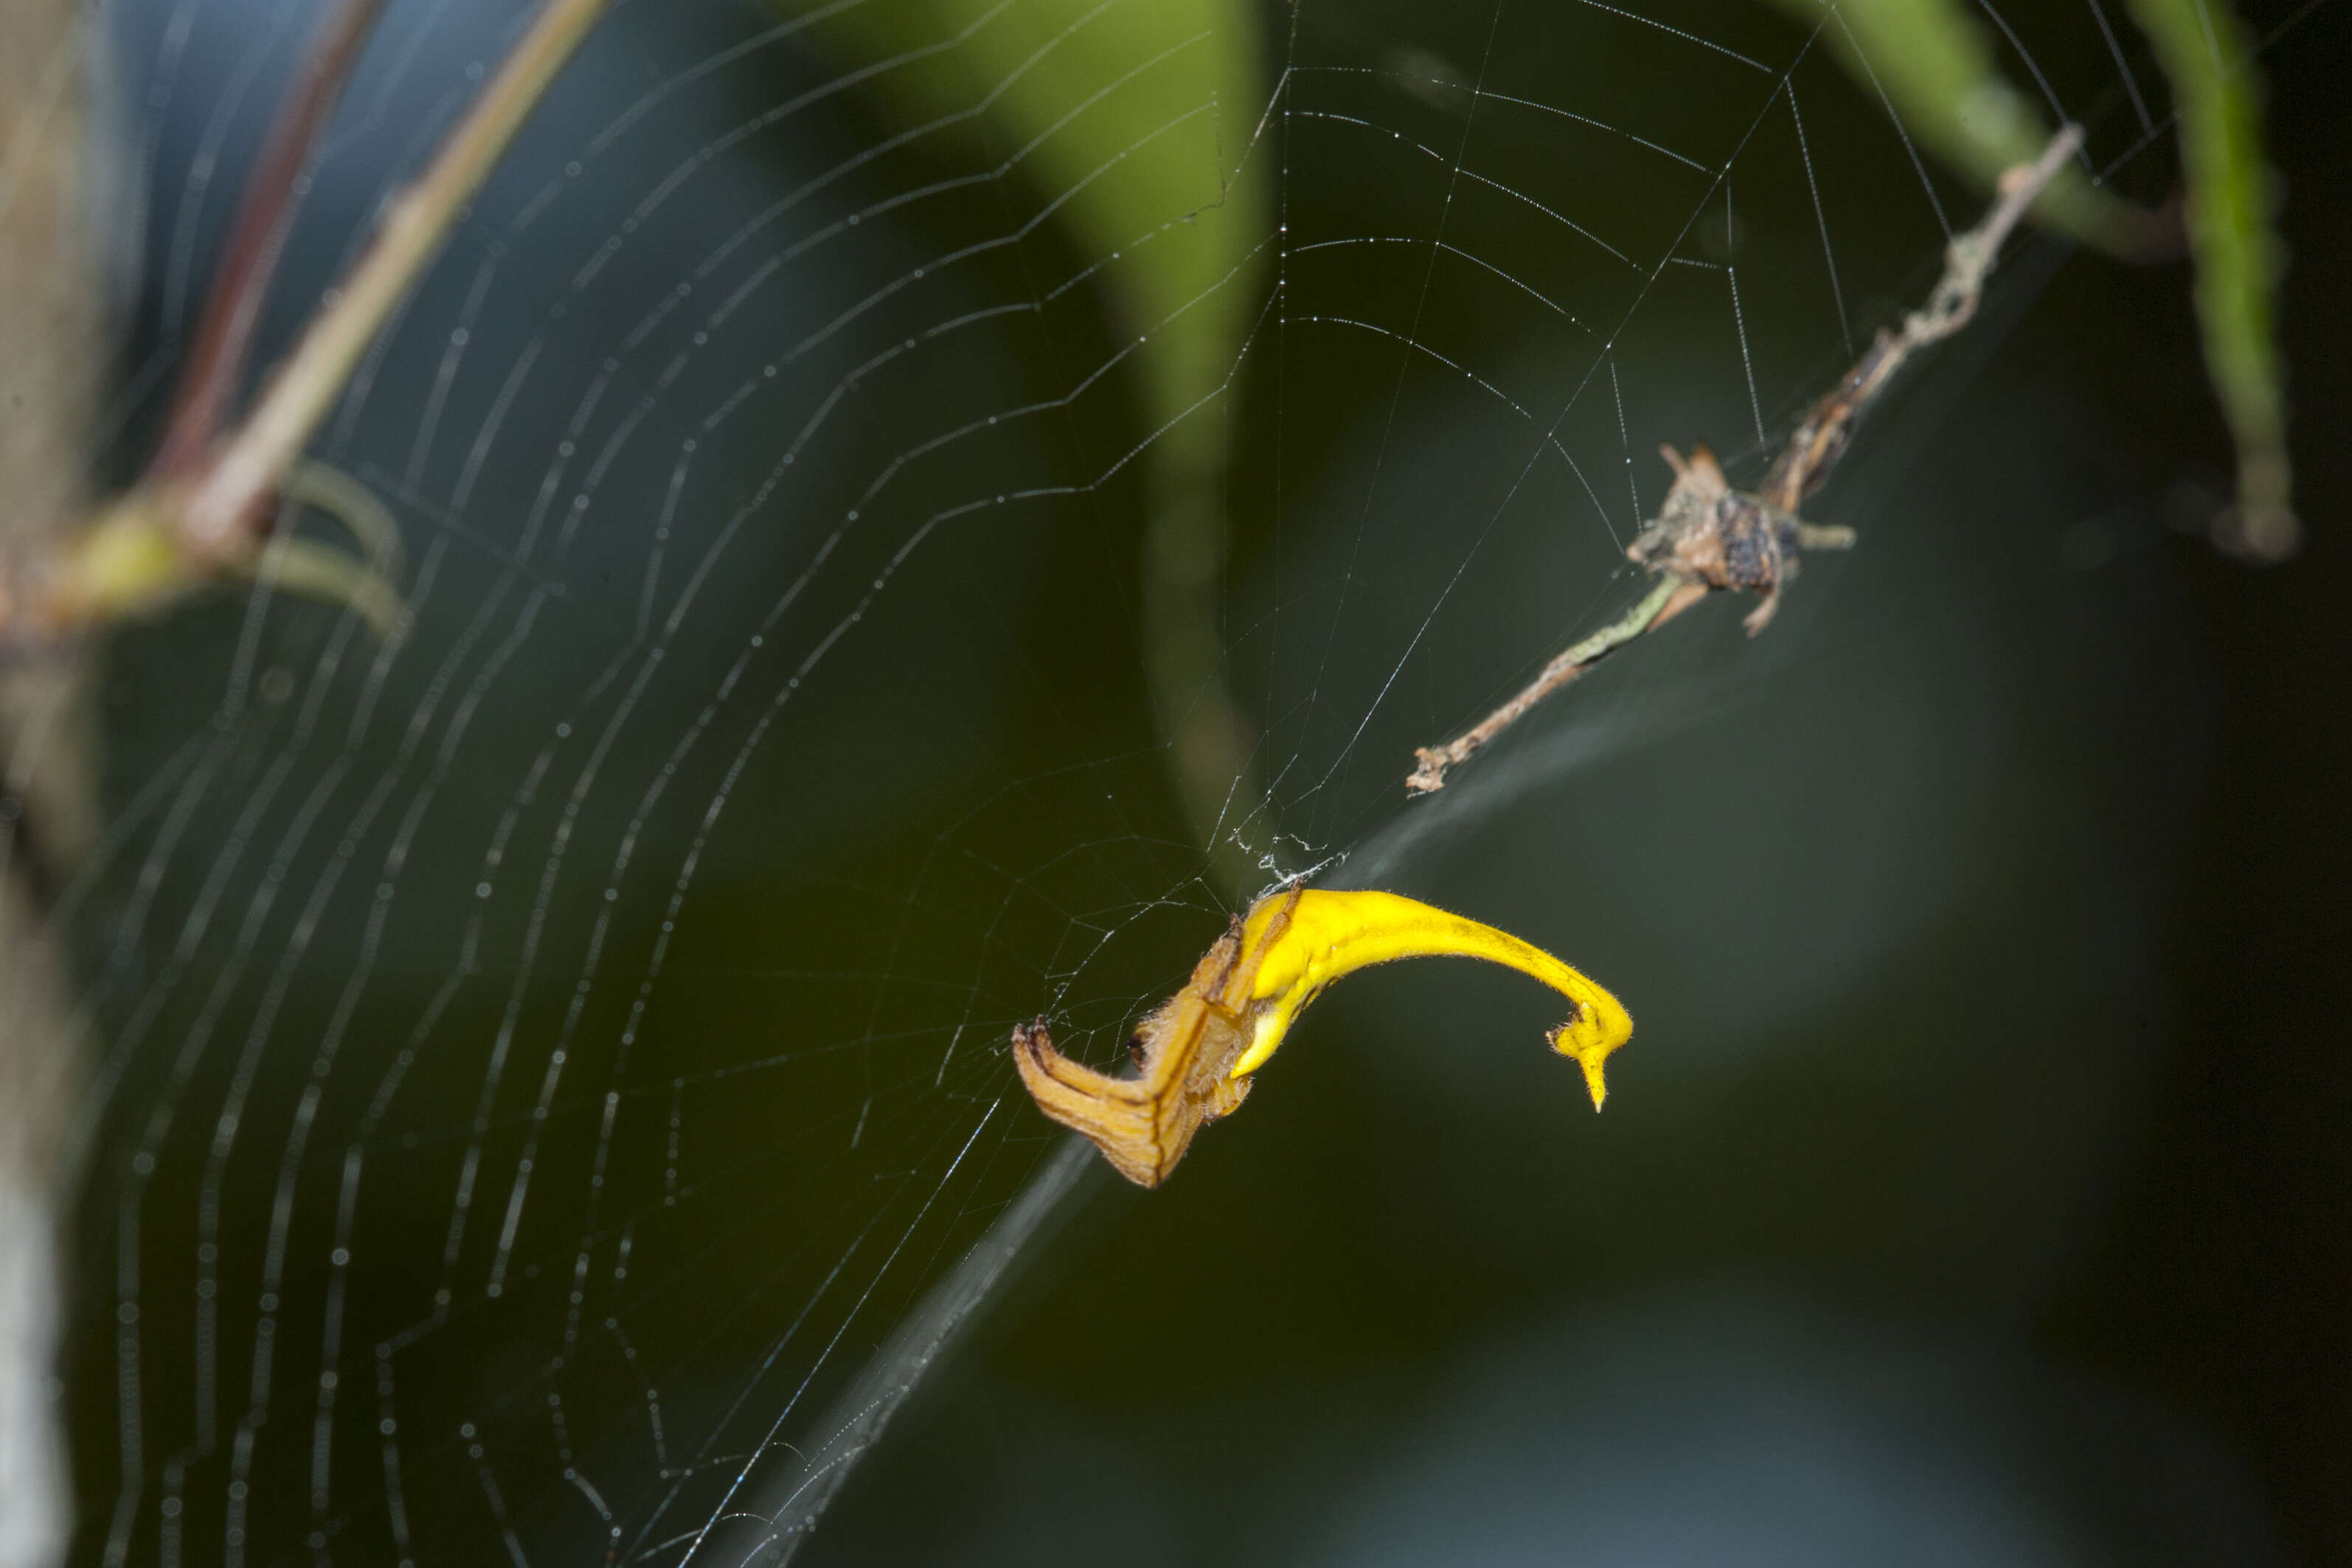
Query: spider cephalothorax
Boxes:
[{"xmin": 1628, "ymin": 443, "xmax": 1854, "ymax": 633}]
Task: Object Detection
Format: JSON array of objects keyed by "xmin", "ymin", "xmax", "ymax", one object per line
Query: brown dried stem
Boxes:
[
  {"xmin": 1406, "ymin": 575, "xmax": 1699, "ymax": 794},
  {"xmin": 1760, "ymin": 123, "xmax": 2085, "ymax": 517},
  {"xmin": 1406, "ymin": 125, "xmax": 2084, "ymax": 796}
]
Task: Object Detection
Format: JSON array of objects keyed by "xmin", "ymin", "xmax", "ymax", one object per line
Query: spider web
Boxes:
[{"xmin": 46, "ymin": 0, "xmax": 2239, "ymax": 1564}]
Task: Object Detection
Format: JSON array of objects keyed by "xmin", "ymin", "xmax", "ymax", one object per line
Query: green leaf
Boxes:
[
  {"xmin": 785, "ymin": 0, "xmax": 1272, "ymax": 883},
  {"xmin": 2123, "ymin": 0, "xmax": 2295, "ymax": 558},
  {"xmin": 1766, "ymin": 0, "xmax": 2294, "ymax": 558},
  {"xmin": 1761, "ymin": 0, "xmax": 2157, "ymax": 254}
]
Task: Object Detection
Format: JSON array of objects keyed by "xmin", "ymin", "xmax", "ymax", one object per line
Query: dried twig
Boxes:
[
  {"xmin": 1406, "ymin": 575, "xmax": 1699, "ymax": 794},
  {"xmin": 1407, "ymin": 125, "xmax": 2084, "ymax": 795},
  {"xmin": 1758, "ymin": 123, "xmax": 2086, "ymax": 521}
]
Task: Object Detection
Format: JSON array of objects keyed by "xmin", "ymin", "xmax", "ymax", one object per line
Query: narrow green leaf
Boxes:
[
  {"xmin": 785, "ymin": 0, "xmax": 1271, "ymax": 882},
  {"xmin": 1766, "ymin": 0, "xmax": 2294, "ymax": 556},
  {"xmin": 1762, "ymin": 0, "xmax": 2157, "ymax": 254},
  {"xmin": 2124, "ymin": 0, "xmax": 2295, "ymax": 558}
]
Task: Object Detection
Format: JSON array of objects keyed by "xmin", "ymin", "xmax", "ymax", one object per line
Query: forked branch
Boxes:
[
  {"xmin": 1407, "ymin": 125, "xmax": 2086, "ymax": 795},
  {"xmin": 148, "ymin": 0, "xmax": 394, "ymax": 480},
  {"xmin": 0, "ymin": 0, "xmax": 617, "ymax": 649}
]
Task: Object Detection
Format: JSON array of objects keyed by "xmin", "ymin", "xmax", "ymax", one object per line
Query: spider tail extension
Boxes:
[{"xmin": 1545, "ymin": 1016, "xmax": 1613, "ymax": 1110}]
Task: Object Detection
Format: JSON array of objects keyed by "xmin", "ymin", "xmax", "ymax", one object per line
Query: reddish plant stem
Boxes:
[
  {"xmin": 181, "ymin": 0, "xmax": 616, "ymax": 557},
  {"xmin": 148, "ymin": 0, "xmax": 392, "ymax": 479}
]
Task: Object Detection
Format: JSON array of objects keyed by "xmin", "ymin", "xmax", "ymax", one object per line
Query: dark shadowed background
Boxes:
[{"xmin": 60, "ymin": 1, "xmax": 2351, "ymax": 1563}]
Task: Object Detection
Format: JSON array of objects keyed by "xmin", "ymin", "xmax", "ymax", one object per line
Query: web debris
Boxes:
[{"xmin": 1406, "ymin": 123, "xmax": 2086, "ymax": 796}]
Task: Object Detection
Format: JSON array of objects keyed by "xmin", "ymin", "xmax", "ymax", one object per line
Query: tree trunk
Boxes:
[{"xmin": 0, "ymin": 1, "xmax": 105, "ymax": 1563}]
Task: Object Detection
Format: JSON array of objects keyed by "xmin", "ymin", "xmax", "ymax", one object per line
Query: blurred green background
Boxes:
[{"xmin": 66, "ymin": 1, "xmax": 2348, "ymax": 1564}]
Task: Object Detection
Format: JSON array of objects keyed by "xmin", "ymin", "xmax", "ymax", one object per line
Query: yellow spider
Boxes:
[{"xmin": 1014, "ymin": 887, "xmax": 1630, "ymax": 1187}]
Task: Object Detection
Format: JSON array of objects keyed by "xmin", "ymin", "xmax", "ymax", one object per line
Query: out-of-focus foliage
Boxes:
[
  {"xmin": 795, "ymin": 0, "xmax": 1262, "ymax": 427},
  {"xmin": 2124, "ymin": 0, "xmax": 2295, "ymax": 557},
  {"xmin": 1765, "ymin": 0, "xmax": 2294, "ymax": 555},
  {"xmin": 789, "ymin": 0, "xmax": 1272, "ymax": 875},
  {"xmin": 1761, "ymin": 0, "xmax": 2155, "ymax": 251}
]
